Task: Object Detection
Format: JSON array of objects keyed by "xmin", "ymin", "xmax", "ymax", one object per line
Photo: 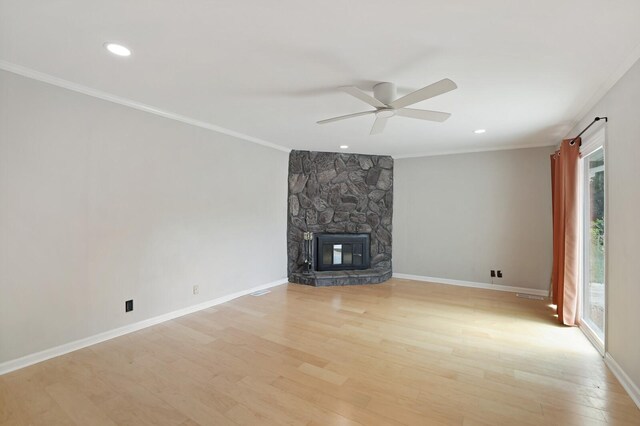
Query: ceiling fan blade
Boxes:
[
  {"xmin": 317, "ymin": 110, "xmax": 375, "ymax": 124},
  {"xmin": 395, "ymin": 108, "xmax": 451, "ymax": 122},
  {"xmin": 370, "ymin": 116, "xmax": 388, "ymax": 135},
  {"xmin": 389, "ymin": 78, "xmax": 457, "ymax": 109},
  {"xmin": 340, "ymin": 86, "xmax": 387, "ymax": 108}
]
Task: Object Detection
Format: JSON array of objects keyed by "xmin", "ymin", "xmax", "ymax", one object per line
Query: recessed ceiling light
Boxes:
[
  {"xmin": 340, "ymin": 145, "xmax": 349, "ymax": 149},
  {"xmin": 104, "ymin": 42, "xmax": 131, "ymax": 57},
  {"xmin": 474, "ymin": 129, "xmax": 486, "ymax": 134}
]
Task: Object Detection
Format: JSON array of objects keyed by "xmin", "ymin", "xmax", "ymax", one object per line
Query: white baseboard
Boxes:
[
  {"xmin": 0, "ymin": 278, "xmax": 289, "ymax": 376},
  {"xmin": 605, "ymin": 353, "xmax": 640, "ymax": 409},
  {"xmin": 392, "ymin": 273, "xmax": 548, "ymax": 297}
]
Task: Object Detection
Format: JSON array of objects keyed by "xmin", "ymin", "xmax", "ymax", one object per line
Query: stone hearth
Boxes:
[
  {"xmin": 287, "ymin": 150, "xmax": 393, "ymax": 286},
  {"xmin": 290, "ymin": 269, "xmax": 392, "ymax": 286}
]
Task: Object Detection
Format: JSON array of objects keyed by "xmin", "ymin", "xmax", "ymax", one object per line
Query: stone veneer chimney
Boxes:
[{"xmin": 287, "ymin": 150, "xmax": 393, "ymax": 286}]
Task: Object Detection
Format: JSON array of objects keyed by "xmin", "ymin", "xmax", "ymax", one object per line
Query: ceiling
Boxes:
[{"xmin": 2, "ymin": 0, "xmax": 640, "ymax": 157}]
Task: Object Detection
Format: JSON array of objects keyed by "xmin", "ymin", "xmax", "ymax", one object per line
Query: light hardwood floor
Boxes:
[{"xmin": 1, "ymin": 278, "xmax": 639, "ymax": 425}]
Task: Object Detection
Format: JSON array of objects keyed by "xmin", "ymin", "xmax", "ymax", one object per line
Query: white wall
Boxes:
[
  {"xmin": 567, "ymin": 58, "xmax": 640, "ymax": 399},
  {"xmin": 0, "ymin": 70, "xmax": 288, "ymax": 364},
  {"xmin": 394, "ymin": 146, "xmax": 554, "ymax": 290}
]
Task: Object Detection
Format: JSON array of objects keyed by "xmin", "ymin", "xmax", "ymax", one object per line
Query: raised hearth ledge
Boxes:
[{"xmin": 289, "ymin": 268, "xmax": 392, "ymax": 286}]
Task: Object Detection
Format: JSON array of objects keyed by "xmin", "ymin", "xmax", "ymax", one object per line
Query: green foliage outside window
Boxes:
[{"xmin": 589, "ymin": 164, "xmax": 605, "ymax": 284}]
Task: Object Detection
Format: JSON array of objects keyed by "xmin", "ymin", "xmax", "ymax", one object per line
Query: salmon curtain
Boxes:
[{"xmin": 550, "ymin": 138, "xmax": 580, "ymax": 326}]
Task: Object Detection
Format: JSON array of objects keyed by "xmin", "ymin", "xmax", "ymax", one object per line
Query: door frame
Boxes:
[{"xmin": 578, "ymin": 125, "xmax": 607, "ymax": 355}]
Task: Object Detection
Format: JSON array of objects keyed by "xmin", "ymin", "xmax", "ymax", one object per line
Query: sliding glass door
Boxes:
[{"xmin": 581, "ymin": 137, "xmax": 605, "ymax": 347}]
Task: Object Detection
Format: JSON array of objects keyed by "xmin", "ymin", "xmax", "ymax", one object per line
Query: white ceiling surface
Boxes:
[{"xmin": 2, "ymin": 1, "xmax": 640, "ymax": 157}]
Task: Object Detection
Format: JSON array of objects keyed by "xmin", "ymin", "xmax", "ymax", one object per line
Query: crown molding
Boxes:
[
  {"xmin": 568, "ymin": 41, "xmax": 640, "ymax": 137},
  {"xmin": 0, "ymin": 60, "xmax": 291, "ymax": 153},
  {"xmin": 392, "ymin": 140, "xmax": 557, "ymax": 160}
]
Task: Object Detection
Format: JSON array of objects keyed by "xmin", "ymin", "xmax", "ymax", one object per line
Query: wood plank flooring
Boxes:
[{"xmin": 1, "ymin": 278, "xmax": 639, "ymax": 425}]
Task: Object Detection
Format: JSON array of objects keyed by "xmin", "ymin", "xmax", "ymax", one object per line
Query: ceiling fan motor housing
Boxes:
[{"xmin": 373, "ymin": 82, "xmax": 396, "ymax": 106}]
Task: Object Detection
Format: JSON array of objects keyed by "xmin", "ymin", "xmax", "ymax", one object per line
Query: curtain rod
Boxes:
[{"xmin": 569, "ymin": 116, "xmax": 608, "ymax": 145}]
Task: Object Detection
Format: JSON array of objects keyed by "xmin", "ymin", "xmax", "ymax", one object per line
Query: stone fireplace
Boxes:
[{"xmin": 287, "ymin": 150, "xmax": 392, "ymax": 286}]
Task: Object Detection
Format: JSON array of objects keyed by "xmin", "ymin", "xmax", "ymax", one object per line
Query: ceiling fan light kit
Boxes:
[
  {"xmin": 317, "ymin": 79, "xmax": 457, "ymax": 135},
  {"xmin": 376, "ymin": 109, "xmax": 395, "ymax": 118}
]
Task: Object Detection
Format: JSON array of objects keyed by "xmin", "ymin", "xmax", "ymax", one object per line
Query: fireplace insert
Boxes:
[{"xmin": 315, "ymin": 233, "xmax": 370, "ymax": 271}]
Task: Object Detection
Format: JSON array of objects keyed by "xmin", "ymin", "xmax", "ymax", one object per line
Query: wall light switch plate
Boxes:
[{"xmin": 193, "ymin": 285, "xmax": 199, "ymax": 295}]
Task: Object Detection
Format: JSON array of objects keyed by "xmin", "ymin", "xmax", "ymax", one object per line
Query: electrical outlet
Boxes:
[
  {"xmin": 193, "ymin": 285, "xmax": 199, "ymax": 295},
  {"xmin": 490, "ymin": 270, "xmax": 496, "ymax": 278},
  {"xmin": 125, "ymin": 299, "xmax": 133, "ymax": 312},
  {"xmin": 497, "ymin": 270, "xmax": 503, "ymax": 278}
]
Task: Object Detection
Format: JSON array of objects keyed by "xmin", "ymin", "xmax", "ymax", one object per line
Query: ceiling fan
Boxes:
[{"xmin": 317, "ymin": 79, "xmax": 457, "ymax": 135}]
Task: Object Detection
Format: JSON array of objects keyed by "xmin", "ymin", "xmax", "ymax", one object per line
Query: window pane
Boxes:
[{"xmin": 583, "ymin": 147, "xmax": 605, "ymax": 341}]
